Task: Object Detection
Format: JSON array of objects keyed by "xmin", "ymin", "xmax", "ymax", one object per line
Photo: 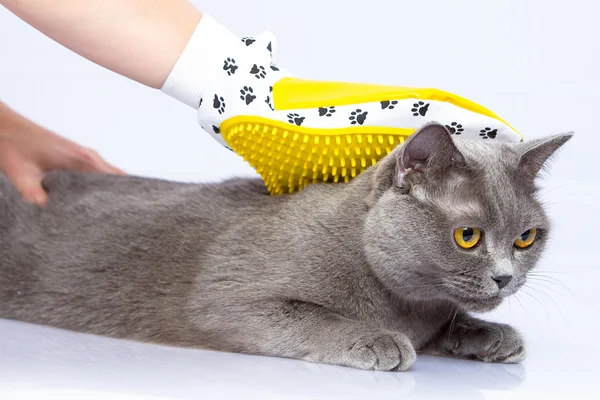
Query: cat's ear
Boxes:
[
  {"xmin": 395, "ymin": 122, "xmax": 465, "ymax": 187},
  {"xmin": 517, "ymin": 133, "xmax": 573, "ymax": 181}
]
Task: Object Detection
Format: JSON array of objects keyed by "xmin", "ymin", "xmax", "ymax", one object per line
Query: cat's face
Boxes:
[{"xmin": 363, "ymin": 123, "xmax": 572, "ymax": 313}]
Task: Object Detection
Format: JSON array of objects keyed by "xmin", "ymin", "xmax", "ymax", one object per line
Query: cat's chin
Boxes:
[{"xmin": 454, "ymin": 295, "xmax": 504, "ymax": 313}]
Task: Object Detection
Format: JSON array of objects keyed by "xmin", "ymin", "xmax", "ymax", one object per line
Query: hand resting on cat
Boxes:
[{"xmin": 0, "ymin": 123, "xmax": 572, "ymax": 371}]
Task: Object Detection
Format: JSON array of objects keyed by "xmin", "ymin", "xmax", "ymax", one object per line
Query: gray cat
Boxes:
[{"xmin": 0, "ymin": 123, "xmax": 571, "ymax": 371}]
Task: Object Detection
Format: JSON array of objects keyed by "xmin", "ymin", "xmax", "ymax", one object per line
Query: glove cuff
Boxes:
[{"xmin": 161, "ymin": 15, "xmax": 243, "ymax": 109}]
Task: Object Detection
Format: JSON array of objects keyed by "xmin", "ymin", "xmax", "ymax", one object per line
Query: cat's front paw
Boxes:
[
  {"xmin": 478, "ymin": 324, "xmax": 526, "ymax": 363},
  {"xmin": 461, "ymin": 323, "xmax": 526, "ymax": 364},
  {"xmin": 345, "ymin": 333, "xmax": 416, "ymax": 371}
]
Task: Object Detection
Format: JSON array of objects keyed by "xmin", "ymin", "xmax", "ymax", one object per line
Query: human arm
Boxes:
[{"xmin": 1, "ymin": 0, "xmax": 202, "ymax": 88}]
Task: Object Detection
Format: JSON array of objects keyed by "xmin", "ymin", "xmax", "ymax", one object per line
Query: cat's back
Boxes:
[{"xmin": 0, "ymin": 169, "xmax": 277, "ymax": 282}]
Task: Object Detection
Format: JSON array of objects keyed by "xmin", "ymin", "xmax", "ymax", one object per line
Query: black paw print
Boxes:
[
  {"xmin": 269, "ymin": 63, "xmax": 280, "ymax": 72},
  {"xmin": 349, "ymin": 109, "xmax": 368, "ymax": 125},
  {"xmin": 445, "ymin": 122, "xmax": 464, "ymax": 135},
  {"xmin": 318, "ymin": 106, "xmax": 336, "ymax": 117},
  {"xmin": 479, "ymin": 127, "xmax": 498, "ymax": 139},
  {"xmin": 222, "ymin": 58, "xmax": 238, "ymax": 76},
  {"xmin": 411, "ymin": 101, "xmax": 430, "ymax": 116},
  {"xmin": 239, "ymin": 86, "xmax": 256, "ymax": 105},
  {"xmin": 250, "ymin": 64, "xmax": 267, "ymax": 79},
  {"xmin": 213, "ymin": 94, "xmax": 226, "ymax": 114},
  {"xmin": 241, "ymin": 37, "xmax": 256, "ymax": 46},
  {"xmin": 287, "ymin": 113, "xmax": 305, "ymax": 126},
  {"xmin": 381, "ymin": 100, "xmax": 398, "ymax": 110},
  {"xmin": 212, "ymin": 125, "xmax": 221, "ymax": 134},
  {"xmin": 265, "ymin": 95, "xmax": 274, "ymax": 111}
]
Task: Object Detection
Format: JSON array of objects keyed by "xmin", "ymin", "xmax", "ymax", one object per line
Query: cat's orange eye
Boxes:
[
  {"xmin": 453, "ymin": 228, "xmax": 482, "ymax": 249},
  {"xmin": 514, "ymin": 228, "xmax": 537, "ymax": 249}
]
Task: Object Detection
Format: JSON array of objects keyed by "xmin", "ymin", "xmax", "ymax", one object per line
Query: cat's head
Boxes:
[{"xmin": 363, "ymin": 123, "xmax": 572, "ymax": 312}]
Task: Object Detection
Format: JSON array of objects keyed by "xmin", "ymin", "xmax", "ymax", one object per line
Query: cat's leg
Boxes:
[
  {"xmin": 422, "ymin": 313, "xmax": 526, "ymax": 363},
  {"xmin": 214, "ymin": 300, "xmax": 417, "ymax": 371}
]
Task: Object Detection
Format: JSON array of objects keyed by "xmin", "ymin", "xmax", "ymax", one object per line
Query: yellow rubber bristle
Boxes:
[{"xmin": 221, "ymin": 119, "xmax": 411, "ymax": 195}]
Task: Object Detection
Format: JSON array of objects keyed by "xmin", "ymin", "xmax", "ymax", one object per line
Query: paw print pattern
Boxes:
[
  {"xmin": 212, "ymin": 125, "xmax": 221, "ymax": 134},
  {"xmin": 265, "ymin": 95, "xmax": 274, "ymax": 111},
  {"xmin": 411, "ymin": 101, "xmax": 430, "ymax": 117},
  {"xmin": 318, "ymin": 106, "xmax": 336, "ymax": 117},
  {"xmin": 269, "ymin": 64, "xmax": 280, "ymax": 72},
  {"xmin": 241, "ymin": 37, "xmax": 256, "ymax": 46},
  {"xmin": 223, "ymin": 58, "xmax": 238, "ymax": 76},
  {"xmin": 250, "ymin": 64, "xmax": 267, "ymax": 79},
  {"xmin": 381, "ymin": 100, "xmax": 398, "ymax": 110},
  {"xmin": 239, "ymin": 86, "xmax": 256, "ymax": 105},
  {"xmin": 213, "ymin": 94, "xmax": 226, "ymax": 114},
  {"xmin": 287, "ymin": 113, "xmax": 305, "ymax": 126},
  {"xmin": 349, "ymin": 109, "xmax": 368, "ymax": 125},
  {"xmin": 445, "ymin": 122, "xmax": 464, "ymax": 135},
  {"xmin": 479, "ymin": 127, "xmax": 498, "ymax": 139}
]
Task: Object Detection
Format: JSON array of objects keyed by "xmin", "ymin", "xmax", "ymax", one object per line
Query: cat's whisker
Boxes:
[
  {"xmin": 512, "ymin": 293, "xmax": 527, "ymax": 315},
  {"xmin": 523, "ymin": 284, "xmax": 566, "ymax": 322},
  {"xmin": 532, "ymin": 270, "xmax": 579, "ymax": 278},
  {"xmin": 526, "ymin": 275, "xmax": 570, "ymax": 292},
  {"xmin": 447, "ymin": 308, "xmax": 459, "ymax": 337},
  {"xmin": 525, "ymin": 280, "xmax": 564, "ymax": 296},
  {"xmin": 537, "ymin": 182, "xmax": 582, "ymax": 196},
  {"xmin": 518, "ymin": 288, "xmax": 550, "ymax": 320}
]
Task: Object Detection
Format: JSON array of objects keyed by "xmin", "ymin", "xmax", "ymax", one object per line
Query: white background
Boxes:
[{"xmin": 1, "ymin": 0, "xmax": 599, "ymax": 399}]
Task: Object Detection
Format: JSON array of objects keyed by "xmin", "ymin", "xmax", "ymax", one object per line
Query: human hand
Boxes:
[{"xmin": 0, "ymin": 103, "xmax": 124, "ymax": 205}]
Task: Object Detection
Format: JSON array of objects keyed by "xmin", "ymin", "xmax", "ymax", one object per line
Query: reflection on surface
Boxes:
[{"xmin": 0, "ymin": 320, "xmax": 524, "ymax": 400}]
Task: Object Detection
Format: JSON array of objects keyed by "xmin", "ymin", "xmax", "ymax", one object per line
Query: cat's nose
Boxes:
[{"xmin": 492, "ymin": 275, "xmax": 512, "ymax": 289}]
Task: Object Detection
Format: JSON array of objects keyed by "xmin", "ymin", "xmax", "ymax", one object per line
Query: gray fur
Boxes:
[{"xmin": 0, "ymin": 123, "xmax": 571, "ymax": 371}]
